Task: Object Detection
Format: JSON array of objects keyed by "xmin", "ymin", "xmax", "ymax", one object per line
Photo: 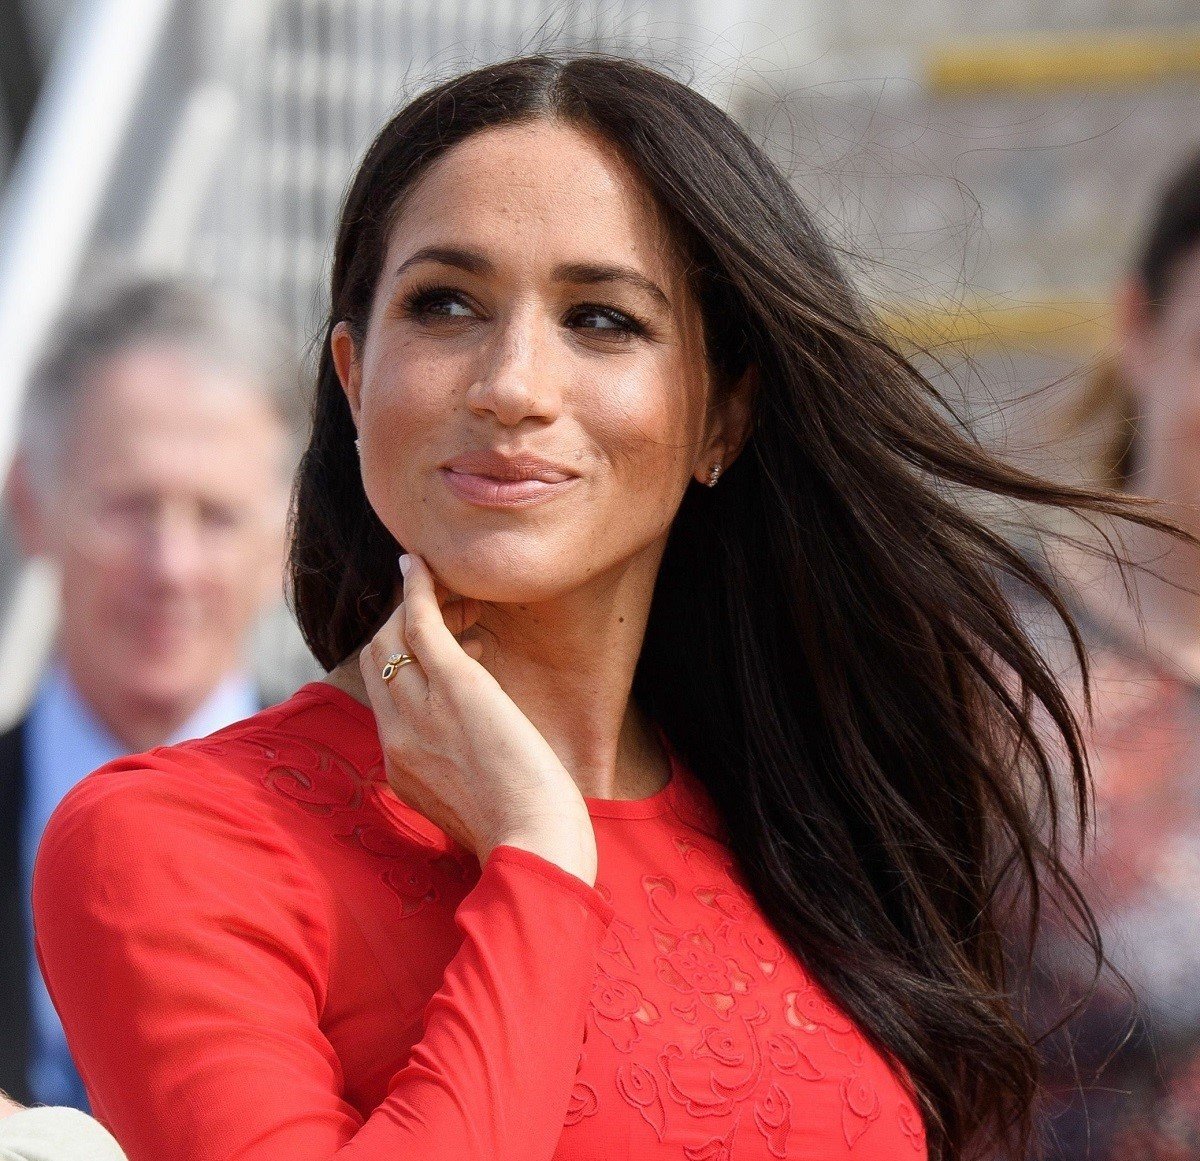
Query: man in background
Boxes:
[{"xmin": 0, "ymin": 276, "xmax": 302, "ymax": 1109}]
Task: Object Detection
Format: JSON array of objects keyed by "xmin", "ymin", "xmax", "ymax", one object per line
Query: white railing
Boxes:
[
  {"xmin": 0, "ymin": 0, "xmax": 179, "ymax": 475},
  {"xmin": 0, "ymin": 0, "xmax": 749, "ymax": 714}
]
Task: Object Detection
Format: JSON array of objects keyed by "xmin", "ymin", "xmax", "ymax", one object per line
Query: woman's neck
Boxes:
[{"xmin": 326, "ymin": 568, "xmax": 671, "ymax": 802}]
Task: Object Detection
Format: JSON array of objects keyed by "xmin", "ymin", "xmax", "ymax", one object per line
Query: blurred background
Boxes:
[
  {"xmin": 0, "ymin": 0, "xmax": 1197, "ymax": 708},
  {"xmin": 1, "ymin": 0, "xmax": 1199, "ymax": 1154},
  {"xmin": 2, "ymin": 0, "xmax": 1198, "ymax": 711}
]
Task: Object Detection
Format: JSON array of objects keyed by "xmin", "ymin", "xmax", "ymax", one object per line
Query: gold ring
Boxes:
[{"xmin": 381, "ymin": 653, "xmax": 417, "ymax": 682}]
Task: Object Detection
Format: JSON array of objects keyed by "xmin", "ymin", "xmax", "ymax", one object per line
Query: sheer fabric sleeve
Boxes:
[{"xmin": 31, "ymin": 753, "xmax": 613, "ymax": 1161}]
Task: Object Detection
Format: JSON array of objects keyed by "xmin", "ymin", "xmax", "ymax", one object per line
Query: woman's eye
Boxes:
[
  {"xmin": 568, "ymin": 305, "xmax": 644, "ymax": 339},
  {"xmin": 403, "ymin": 288, "xmax": 476, "ymax": 321}
]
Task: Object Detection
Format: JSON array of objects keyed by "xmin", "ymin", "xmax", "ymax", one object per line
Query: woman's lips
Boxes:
[{"xmin": 439, "ymin": 467, "xmax": 579, "ymax": 507}]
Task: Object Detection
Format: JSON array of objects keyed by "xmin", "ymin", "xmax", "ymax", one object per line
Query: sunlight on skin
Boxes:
[{"xmin": 326, "ymin": 120, "xmax": 754, "ymax": 801}]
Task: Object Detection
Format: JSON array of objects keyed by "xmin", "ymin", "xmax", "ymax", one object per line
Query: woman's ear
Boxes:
[
  {"xmin": 696, "ymin": 363, "xmax": 758, "ymax": 482},
  {"xmin": 331, "ymin": 321, "xmax": 363, "ymax": 427},
  {"xmin": 722, "ymin": 363, "xmax": 758, "ymax": 464}
]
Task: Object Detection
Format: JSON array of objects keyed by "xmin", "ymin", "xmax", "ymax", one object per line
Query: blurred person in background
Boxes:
[
  {"xmin": 0, "ymin": 276, "xmax": 301, "ymax": 1110},
  {"xmin": 1011, "ymin": 144, "xmax": 1200, "ymax": 1158}
]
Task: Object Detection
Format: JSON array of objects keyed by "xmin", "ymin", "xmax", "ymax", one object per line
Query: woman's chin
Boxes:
[
  {"xmin": 431, "ymin": 571, "xmax": 575, "ymax": 606},
  {"xmin": 422, "ymin": 548, "xmax": 590, "ymax": 606}
]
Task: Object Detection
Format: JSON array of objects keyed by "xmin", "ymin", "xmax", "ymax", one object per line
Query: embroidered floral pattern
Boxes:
[
  {"xmin": 246, "ymin": 733, "xmax": 473, "ymax": 922},
  {"xmin": 753, "ymin": 1083, "xmax": 793, "ymax": 1158},
  {"xmin": 599, "ymin": 829, "xmax": 910, "ymax": 1157},
  {"xmin": 685, "ymin": 1113, "xmax": 741, "ymax": 1160},
  {"xmin": 897, "ymin": 1099, "xmax": 926, "ymax": 1150},
  {"xmin": 565, "ymin": 1081, "xmax": 599, "ymax": 1126},
  {"xmin": 659, "ymin": 1010, "xmax": 767, "ymax": 1117},
  {"xmin": 591, "ymin": 972, "xmax": 661, "ymax": 1052},
  {"xmin": 842, "ymin": 1073, "xmax": 882, "ymax": 1148},
  {"xmin": 765, "ymin": 1031, "xmax": 824, "ymax": 1080},
  {"xmin": 654, "ymin": 927, "xmax": 751, "ymax": 1020},
  {"xmin": 213, "ymin": 736, "xmax": 369, "ymax": 816},
  {"xmin": 784, "ymin": 985, "xmax": 866, "ymax": 1066},
  {"xmin": 244, "ymin": 721, "xmax": 924, "ymax": 1157},
  {"xmin": 616, "ymin": 1061, "xmax": 667, "ymax": 1140}
]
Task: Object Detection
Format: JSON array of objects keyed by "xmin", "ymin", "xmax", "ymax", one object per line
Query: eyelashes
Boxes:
[
  {"xmin": 400, "ymin": 286, "xmax": 474, "ymax": 320},
  {"xmin": 398, "ymin": 284, "xmax": 652, "ymax": 341}
]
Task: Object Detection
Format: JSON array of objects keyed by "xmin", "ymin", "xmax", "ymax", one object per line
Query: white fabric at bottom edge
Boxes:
[{"xmin": 0, "ymin": 1107, "xmax": 125, "ymax": 1161}]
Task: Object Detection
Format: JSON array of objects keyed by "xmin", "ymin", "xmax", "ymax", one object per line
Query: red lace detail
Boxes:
[
  {"xmin": 596, "ymin": 831, "xmax": 919, "ymax": 1155},
  {"xmin": 842, "ymin": 1073, "xmax": 882, "ymax": 1148},
  {"xmin": 564, "ymin": 1080, "xmax": 599, "ymax": 1126},
  {"xmin": 251, "ymin": 737, "xmax": 370, "ymax": 816},
  {"xmin": 591, "ymin": 971, "xmax": 661, "ymax": 1052},
  {"xmin": 616, "ymin": 1061, "xmax": 669, "ymax": 1139},
  {"xmin": 243, "ymin": 727, "xmax": 926, "ymax": 1156},
  {"xmin": 754, "ymin": 1084, "xmax": 793, "ymax": 1158},
  {"xmin": 231, "ymin": 734, "xmax": 473, "ymax": 921},
  {"xmin": 685, "ymin": 1112, "xmax": 741, "ymax": 1160},
  {"xmin": 897, "ymin": 1100, "xmax": 927, "ymax": 1151}
]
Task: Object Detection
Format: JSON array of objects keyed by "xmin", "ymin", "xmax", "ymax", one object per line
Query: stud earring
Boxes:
[
  {"xmin": 354, "ymin": 436, "xmax": 361, "ymax": 454},
  {"xmin": 707, "ymin": 462, "xmax": 722, "ymax": 487}
]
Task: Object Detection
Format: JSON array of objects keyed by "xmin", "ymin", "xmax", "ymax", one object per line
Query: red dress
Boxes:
[{"xmin": 32, "ymin": 682, "xmax": 927, "ymax": 1160}]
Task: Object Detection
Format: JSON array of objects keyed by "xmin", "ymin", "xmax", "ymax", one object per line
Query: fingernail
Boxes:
[{"xmin": 398, "ymin": 554, "xmax": 412, "ymax": 577}]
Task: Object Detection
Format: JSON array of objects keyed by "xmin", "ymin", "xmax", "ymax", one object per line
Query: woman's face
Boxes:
[
  {"xmin": 1119, "ymin": 246, "xmax": 1200, "ymax": 440},
  {"xmin": 333, "ymin": 119, "xmax": 746, "ymax": 604}
]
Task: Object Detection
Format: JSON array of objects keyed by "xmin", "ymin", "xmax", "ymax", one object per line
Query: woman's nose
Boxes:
[{"xmin": 464, "ymin": 312, "xmax": 562, "ymax": 427}]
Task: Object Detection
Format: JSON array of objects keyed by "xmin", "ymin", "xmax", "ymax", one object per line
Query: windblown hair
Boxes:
[{"xmin": 288, "ymin": 53, "xmax": 1183, "ymax": 1158}]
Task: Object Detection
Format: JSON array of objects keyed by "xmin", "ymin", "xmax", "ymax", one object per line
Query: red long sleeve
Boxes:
[
  {"xmin": 32, "ymin": 750, "xmax": 613, "ymax": 1161},
  {"xmin": 31, "ymin": 683, "xmax": 928, "ymax": 1159}
]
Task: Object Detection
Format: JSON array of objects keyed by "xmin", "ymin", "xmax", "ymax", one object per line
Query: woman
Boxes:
[
  {"xmin": 1018, "ymin": 145, "xmax": 1200, "ymax": 1159},
  {"xmin": 30, "ymin": 54, "xmax": 1178, "ymax": 1161}
]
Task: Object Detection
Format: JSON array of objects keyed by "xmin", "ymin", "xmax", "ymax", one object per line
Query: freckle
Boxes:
[{"xmin": 619, "ymin": 616, "xmax": 625, "ymax": 623}]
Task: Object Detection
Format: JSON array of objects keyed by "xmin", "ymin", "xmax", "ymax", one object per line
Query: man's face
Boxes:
[{"xmin": 34, "ymin": 343, "xmax": 290, "ymax": 719}]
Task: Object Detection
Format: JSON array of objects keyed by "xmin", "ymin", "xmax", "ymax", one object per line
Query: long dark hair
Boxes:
[{"xmin": 288, "ymin": 53, "xmax": 1184, "ymax": 1158}]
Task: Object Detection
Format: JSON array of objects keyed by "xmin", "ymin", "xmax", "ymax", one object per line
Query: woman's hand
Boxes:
[{"xmin": 359, "ymin": 552, "xmax": 598, "ymax": 884}]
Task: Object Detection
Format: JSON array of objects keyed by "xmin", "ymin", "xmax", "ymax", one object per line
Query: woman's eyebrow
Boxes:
[
  {"xmin": 393, "ymin": 247, "xmax": 673, "ymax": 315},
  {"xmin": 393, "ymin": 246, "xmax": 491, "ymax": 279},
  {"xmin": 554, "ymin": 263, "xmax": 672, "ymax": 314}
]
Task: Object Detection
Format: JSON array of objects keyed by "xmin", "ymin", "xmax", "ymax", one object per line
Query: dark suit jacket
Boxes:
[{"xmin": 0, "ymin": 716, "xmax": 31, "ymax": 1103}]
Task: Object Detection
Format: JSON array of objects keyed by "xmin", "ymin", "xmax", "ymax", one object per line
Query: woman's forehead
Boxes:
[{"xmin": 383, "ymin": 120, "xmax": 685, "ymax": 289}]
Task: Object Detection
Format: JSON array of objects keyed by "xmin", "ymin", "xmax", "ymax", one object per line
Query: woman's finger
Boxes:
[
  {"xmin": 398, "ymin": 553, "xmax": 468, "ymax": 677},
  {"xmin": 362, "ymin": 597, "xmax": 428, "ymax": 710}
]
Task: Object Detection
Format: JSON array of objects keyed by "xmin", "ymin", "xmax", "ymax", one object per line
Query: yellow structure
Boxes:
[{"xmin": 927, "ymin": 29, "xmax": 1200, "ymax": 95}]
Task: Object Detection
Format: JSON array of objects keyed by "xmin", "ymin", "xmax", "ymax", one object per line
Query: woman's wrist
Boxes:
[{"xmin": 484, "ymin": 820, "xmax": 598, "ymax": 887}]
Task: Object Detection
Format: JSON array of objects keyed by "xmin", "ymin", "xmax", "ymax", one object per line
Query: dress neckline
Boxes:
[{"xmin": 296, "ymin": 680, "xmax": 681, "ymax": 821}]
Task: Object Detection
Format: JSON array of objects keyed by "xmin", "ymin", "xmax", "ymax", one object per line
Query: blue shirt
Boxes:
[{"xmin": 19, "ymin": 661, "xmax": 259, "ymax": 1110}]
